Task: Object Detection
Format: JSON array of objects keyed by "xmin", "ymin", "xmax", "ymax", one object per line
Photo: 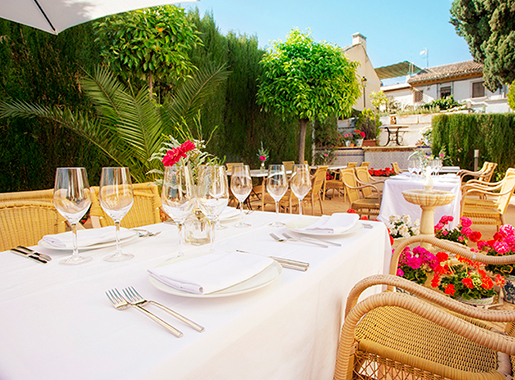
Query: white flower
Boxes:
[{"xmin": 401, "ymin": 214, "xmax": 412, "ymax": 225}]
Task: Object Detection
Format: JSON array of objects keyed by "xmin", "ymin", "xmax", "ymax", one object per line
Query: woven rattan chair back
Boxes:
[
  {"xmin": 346, "ymin": 162, "xmax": 357, "ymax": 169},
  {"xmin": 481, "ymin": 162, "xmax": 497, "ymax": 182},
  {"xmin": 355, "ymin": 167, "xmax": 374, "ymax": 198},
  {"xmin": 340, "ymin": 168, "xmax": 361, "ymax": 203},
  {"xmin": 0, "ymin": 200, "xmax": 66, "ymax": 251},
  {"xmin": 391, "ymin": 161, "xmax": 402, "ymax": 174},
  {"xmin": 282, "ymin": 161, "xmax": 295, "ymax": 172},
  {"xmin": 90, "ymin": 182, "xmax": 162, "ymax": 228},
  {"xmin": 0, "ymin": 188, "xmax": 54, "ymax": 203},
  {"xmin": 225, "ymin": 163, "xmax": 243, "ymax": 175},
  {"xmin": 360, "ymin": 161, "xmax": 369, "ymax": 168}
]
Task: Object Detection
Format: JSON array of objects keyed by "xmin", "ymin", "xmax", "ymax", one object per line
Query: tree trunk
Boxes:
[
  {"xmin": 148, "ymin": 71, "xmax": 153, "ymax": 100},
  {"xmin": 298, "ymin": 118, "xmax": 309, "ymax": 164}
]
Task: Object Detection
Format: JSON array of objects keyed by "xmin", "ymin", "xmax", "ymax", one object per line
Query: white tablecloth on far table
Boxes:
[
  {"xmin": 0, "ymin": 211, "xmax": 391, "ymax": 380},
  {"xmin": 378, "ymin": 174, "xmax": 462, "ymax": 229}
]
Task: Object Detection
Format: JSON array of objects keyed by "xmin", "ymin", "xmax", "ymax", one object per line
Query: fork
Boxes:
[
  {"xmin": 105, "ymin": 289, "xmax": 183, "ymax": 337},
  {"xmin": 122, "ymin": 287, "xmax": 204, "ymax": 332},
  {"xmin": 282, "ymin": 232, "xmax": 341, "ymax": 247},
  {"xmin": 269, "ymin": 233, "xmax": 328, "ymax": 248}
]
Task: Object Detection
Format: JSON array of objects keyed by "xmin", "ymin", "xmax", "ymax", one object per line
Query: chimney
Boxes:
[{"xmin": 352, "ymin": 33, "xmax": 367, "ymax": 50}]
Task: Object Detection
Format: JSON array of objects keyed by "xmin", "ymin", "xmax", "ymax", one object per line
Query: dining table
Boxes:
[
  {"xmin": 0, "ymin": 211, "xmax": 391, "ymax": 380},
  {"xmin": 378, "ymin": 173, "xmax": 462, "ymax": 229}
]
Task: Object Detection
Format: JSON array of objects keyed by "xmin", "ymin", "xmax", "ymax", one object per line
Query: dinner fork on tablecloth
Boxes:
[
  {"xmin": 122, "ymin": 287, "xmax": 204, "ymax": 332},
  {"xmin": 105, "ymin": 288, "xmax": 183, "ymax": 337}
]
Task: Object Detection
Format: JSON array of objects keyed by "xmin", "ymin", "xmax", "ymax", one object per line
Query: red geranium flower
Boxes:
[
  {"xmin": 162, "ymin": 140, "xmax": 196, "ymax": 166},
  {"xmin": 444, "ymin": 283, "xmax": 455, "ymax": 295},
  {"xmin": 462, "ymin": 277, "xmax": 474, "ymax": 289}
]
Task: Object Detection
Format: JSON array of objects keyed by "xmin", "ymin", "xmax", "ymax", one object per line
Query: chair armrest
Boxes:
[{"xmin": 461, "ymin": 181, "xmax": 504, "ymax": 192}]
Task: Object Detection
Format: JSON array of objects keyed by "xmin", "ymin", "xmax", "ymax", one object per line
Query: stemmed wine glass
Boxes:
[
  {"xmin": 230, "ymin": 165, "xmax": 253, "ymax": 228},
  {"xmin": 290, "ymin": 164, "xmax": 311, "ymax": 216},
  {"xmin": 408, "ymin": 158, "xmax": 417, "ymax": 178},
  {"xmin": 161, "ymin": 165, "xmax": 195, "ymax": 257},
  {"xmin": 196, "ymin": 165, "xmax": 229, "ymax": 253},
  {"xmin": 53, "ymin": 167, "xmax": 93, "ymax": 265},
  {"xmin": 99, "ymin": 167, "xmax": 134, "ymax": 262},
  {"xmin": 266, "ymin": 164, "xmax": 288, "ymax": 227}
]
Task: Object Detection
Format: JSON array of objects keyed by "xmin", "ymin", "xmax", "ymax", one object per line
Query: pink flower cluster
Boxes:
[
  {"xmin": 162, "ymin": 140, "xmax": 196, "ymax": 166},
  {"xmin": 434, "ymin": 216, "xmax": 481, "ymax": 243},
  {"xmin": 397, "ymin": 246, "xmax": 442, "ymax": 276}
]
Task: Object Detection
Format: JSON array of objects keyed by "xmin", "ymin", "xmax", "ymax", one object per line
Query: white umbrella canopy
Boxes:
[{"xmin": 0, "ymin": 0, "xmax": 198, "ymax": 35}]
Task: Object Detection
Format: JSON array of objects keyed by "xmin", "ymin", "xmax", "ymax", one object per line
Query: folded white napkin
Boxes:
[
  {"xmin": 300, "ymin": 213, "xmax": 359, "ymax": 234},
  {"xmin": 148, "ymin": 252, "xmax": 274, "ymax": 295},
  {"xmin": 43, "ymin": 226, "xmax": 135, "ymax": 248}
]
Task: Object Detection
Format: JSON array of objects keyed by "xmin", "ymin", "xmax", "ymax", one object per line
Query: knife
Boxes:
[
  {"xmin": 16, "ymin": 246, "xmax": 52, "ymax": 262},
  {"xmin": 11, "ymin": 248, "xmax": 48, "ymax": 264}
]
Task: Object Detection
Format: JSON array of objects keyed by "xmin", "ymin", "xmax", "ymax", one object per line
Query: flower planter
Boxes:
[
  {"xmin": 362, "ymin": 139, "xmax": 377, "ymax": 147},
  {"xmin": 502, "ymin": 275, "xmax": 515, "ymax": 304},
  {"xmin": 345, "ymin": 140, "xmax": 351, "ymax": 147},
  {"xmin": 355, "ymin": 139, "xmax": 364, "ymax": 147},
  {"xmin": 457, "ymin": 296, "xmax": 495, "ymax": 307}
]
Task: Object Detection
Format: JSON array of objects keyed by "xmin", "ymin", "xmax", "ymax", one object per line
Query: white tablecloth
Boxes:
[
  {"xmin": 378, "ymin": 174, "xmax": 462, "ymax": 229},
  {"xmin": 0, "ymin": 211, "xmax": 391, "ymax": 380}
]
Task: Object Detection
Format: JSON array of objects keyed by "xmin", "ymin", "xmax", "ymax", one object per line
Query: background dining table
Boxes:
[
  {"xmin": 378, "ymin": 173, "xmax": 462, "ymax": 229},
  {"xmin": 0, "ymin": 211, "xmax": 391, "ymax": 380}
]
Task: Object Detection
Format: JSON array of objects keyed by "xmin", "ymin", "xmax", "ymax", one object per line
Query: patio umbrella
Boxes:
[{"xmin": 0, "ymin": 0, "xmax": 197, "ymax": 35}]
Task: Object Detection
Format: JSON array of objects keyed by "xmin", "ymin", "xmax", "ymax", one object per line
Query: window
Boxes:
[
  {"xmin": 413, "ymin": 89, "xmax": 423, "ymax": 103},
  {"xmin": 472, "ymin": 82, "xmax": 485, "ymax": 98},
  {"xmin": 440, "ymin": 86, "xmax": 451, "ymax": 99}
]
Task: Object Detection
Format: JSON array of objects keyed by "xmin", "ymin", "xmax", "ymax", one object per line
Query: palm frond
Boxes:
[{"xmin": 161, "ymin": 62, "xmax": 230, "ymax": 133}]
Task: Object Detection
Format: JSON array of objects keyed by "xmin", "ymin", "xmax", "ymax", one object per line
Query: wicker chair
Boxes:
[
  {"xmin": 282, "ymin": 161, "xmax": 295, "ymax": 172},
  {"xmin": 225, "ymin": 162, "xmax": 243, "ymax": 175},
  {"xmin": 354, "ymin": 166, "xmax": 383, "ymax": 200},
  {"xmin": 290, "ymin": 166, "xmax": 327, "ymax": 215},
  {"xmin": 391, "ymin": 161, "xmax": 404, "ymax": 174},
  {"xmin": 334, "ymin": 235, "xmax": 515, "ymax": 380},
  {"xmin": 460, "ymin": 169, "xmax": 515, "ymax": 229},
  {"xmin": 0, "ymin": 200, "xmax": 67, "ymax": 251},
  {"xmin": 346, "ymin": 162, "xmax": 357, "ymax": 169},
  {"xmin": 90, "ymin": 182, "xmax": 162, "ymax": 228},
  {"xmin": 459, "ymin": 161, "xmax": 497, "ymax": 183},
  {"xmin": 359, "ymin": 161, "xmax": 369, "ymax": 168},
  {"xmin": 0, "ymin": 188, "xmax": 54, "ymax": 203},
  {"xmin": 340, "ymin": 168, "xmax": 381, "ymax": 218}
]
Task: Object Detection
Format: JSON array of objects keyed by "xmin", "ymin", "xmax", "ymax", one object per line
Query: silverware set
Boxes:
[
  {"xmin": 235, "ymin": 250, "xmax": 309, "ymax": 271},
  {"xmin": 106, "ymin": 287, "xmax": 204, "ymax": 337},
  {"xmin": 270, "ymin": 233, "xmax": 329, "ymax": 248},
  {"xmin": 10, "ymin": 246, "xmax": 52, "ymax": 263}
]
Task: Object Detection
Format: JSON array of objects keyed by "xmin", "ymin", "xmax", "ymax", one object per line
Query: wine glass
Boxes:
[
  {"xmin": 196, "ymin": 165, "xmax": 229, "ymax": 252},
  {"xmin": 290, "ymin": 164, "xmax": 311, "ymax": 216},
  {"xmin": 230, "ymin": 165, "xmax": 253, "ymax": 228},
  {"xmin": 53, "ymin": 167, "xmax": 92, "ymax": 265},
  {"xmin": 408, "ymin": 159, "xmax": 417, "ymax": 178},
  {"xmin": 266, "ymin": 164, "xmax": 288, "ymax": 227},
  {"xmin": 161, "ymin": 165, "xmax": 195, "ymax": 257},
  {"xmin": 99, "ymin": 167, "xmax": 134, "ymax": 262}
]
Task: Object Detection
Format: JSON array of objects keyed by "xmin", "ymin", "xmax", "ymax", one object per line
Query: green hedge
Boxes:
[
  {"xmin": 432, "ymin": 113, "xmax": 515, "ymax": 176},
  {"xmin": 0, "ymin": 11, "xmax": 305, "ymax": 192}
]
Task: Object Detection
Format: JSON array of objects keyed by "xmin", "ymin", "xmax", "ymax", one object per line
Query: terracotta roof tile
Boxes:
[{"xmin": 407, "ymin": 60, "xmax": 483, "ymax": 84}]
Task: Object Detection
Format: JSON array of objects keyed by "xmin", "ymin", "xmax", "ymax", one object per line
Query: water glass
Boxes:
[
  {"xmin": 99, "ymin": 167, "xmax": 134, "ymax": 262},
  {"xmin": 161, "ymin": 165, "xmax": 195, "ymax": 256},
  {"xmin": 230, "ymin": 165, "xmax": 252, "ymax": 228},
  {"xmin": 290, "ymin": 164, "xmax": 311, "ymax": 216},
  {"xmin": 53, "ymin": 167, "xmax": 92, "ymax": 265},
  {"xmin": 196, "ymin": 165, "xmax": 229, "ymax": 252},
  {"xmin": 266, "ymin": 164, "xmax": 288, "ymax": 227}
]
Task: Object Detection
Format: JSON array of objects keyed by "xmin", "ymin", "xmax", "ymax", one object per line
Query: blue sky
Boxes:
[{"xmin": 181, "ymin": 0, "xmax": 473, "ymax": 72}]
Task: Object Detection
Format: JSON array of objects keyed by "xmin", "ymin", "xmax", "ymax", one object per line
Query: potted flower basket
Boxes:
[
  {"xmin": 481, "ymin": 225, "xmax": 515, "ymax": 303},
  {"xmin": 396, "ymin": 245, "xmax": 447, "ymax": 292}
]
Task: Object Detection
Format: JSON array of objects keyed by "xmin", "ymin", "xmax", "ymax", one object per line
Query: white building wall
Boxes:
[{"xmin": 384, "ymin": 76, "xmax": 510, "ymax": 114}]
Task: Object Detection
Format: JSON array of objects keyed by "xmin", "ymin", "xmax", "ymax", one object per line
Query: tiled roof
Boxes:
[{"xmin": 407, "ymin": 60, "xmax": 483, "ymax": 84}]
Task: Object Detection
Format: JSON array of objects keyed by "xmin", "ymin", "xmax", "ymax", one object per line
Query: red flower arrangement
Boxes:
[
  {"xmin": 434, "ymin": 216, "xmax": 481, "ymax": 245},
  {"xmin": 162, "ymin": 140, "xmax": 196, "ymax": 166},
  {"xmin": 431, "ymin": 254, "xmax": 503, "ymax": 300},
  {"xmin": 368, "ymin": 167, "xmax": 395, "ymax": 177},
  {"xmin": 480, "ymin": 225, "xmax": 515, "ymax": 277}
]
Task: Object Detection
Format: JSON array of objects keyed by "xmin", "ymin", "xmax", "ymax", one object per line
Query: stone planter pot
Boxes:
[
  {"xmin": 502, "ymin": 275, "xmax": 515, "ymax": 304},
  {"xmin": 362, "ymin": 139, "xmax": 377, "ymax": 147},
  {"xmin": 457, "ymin": 296, "xmax": 495, "ymax": 307}
]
